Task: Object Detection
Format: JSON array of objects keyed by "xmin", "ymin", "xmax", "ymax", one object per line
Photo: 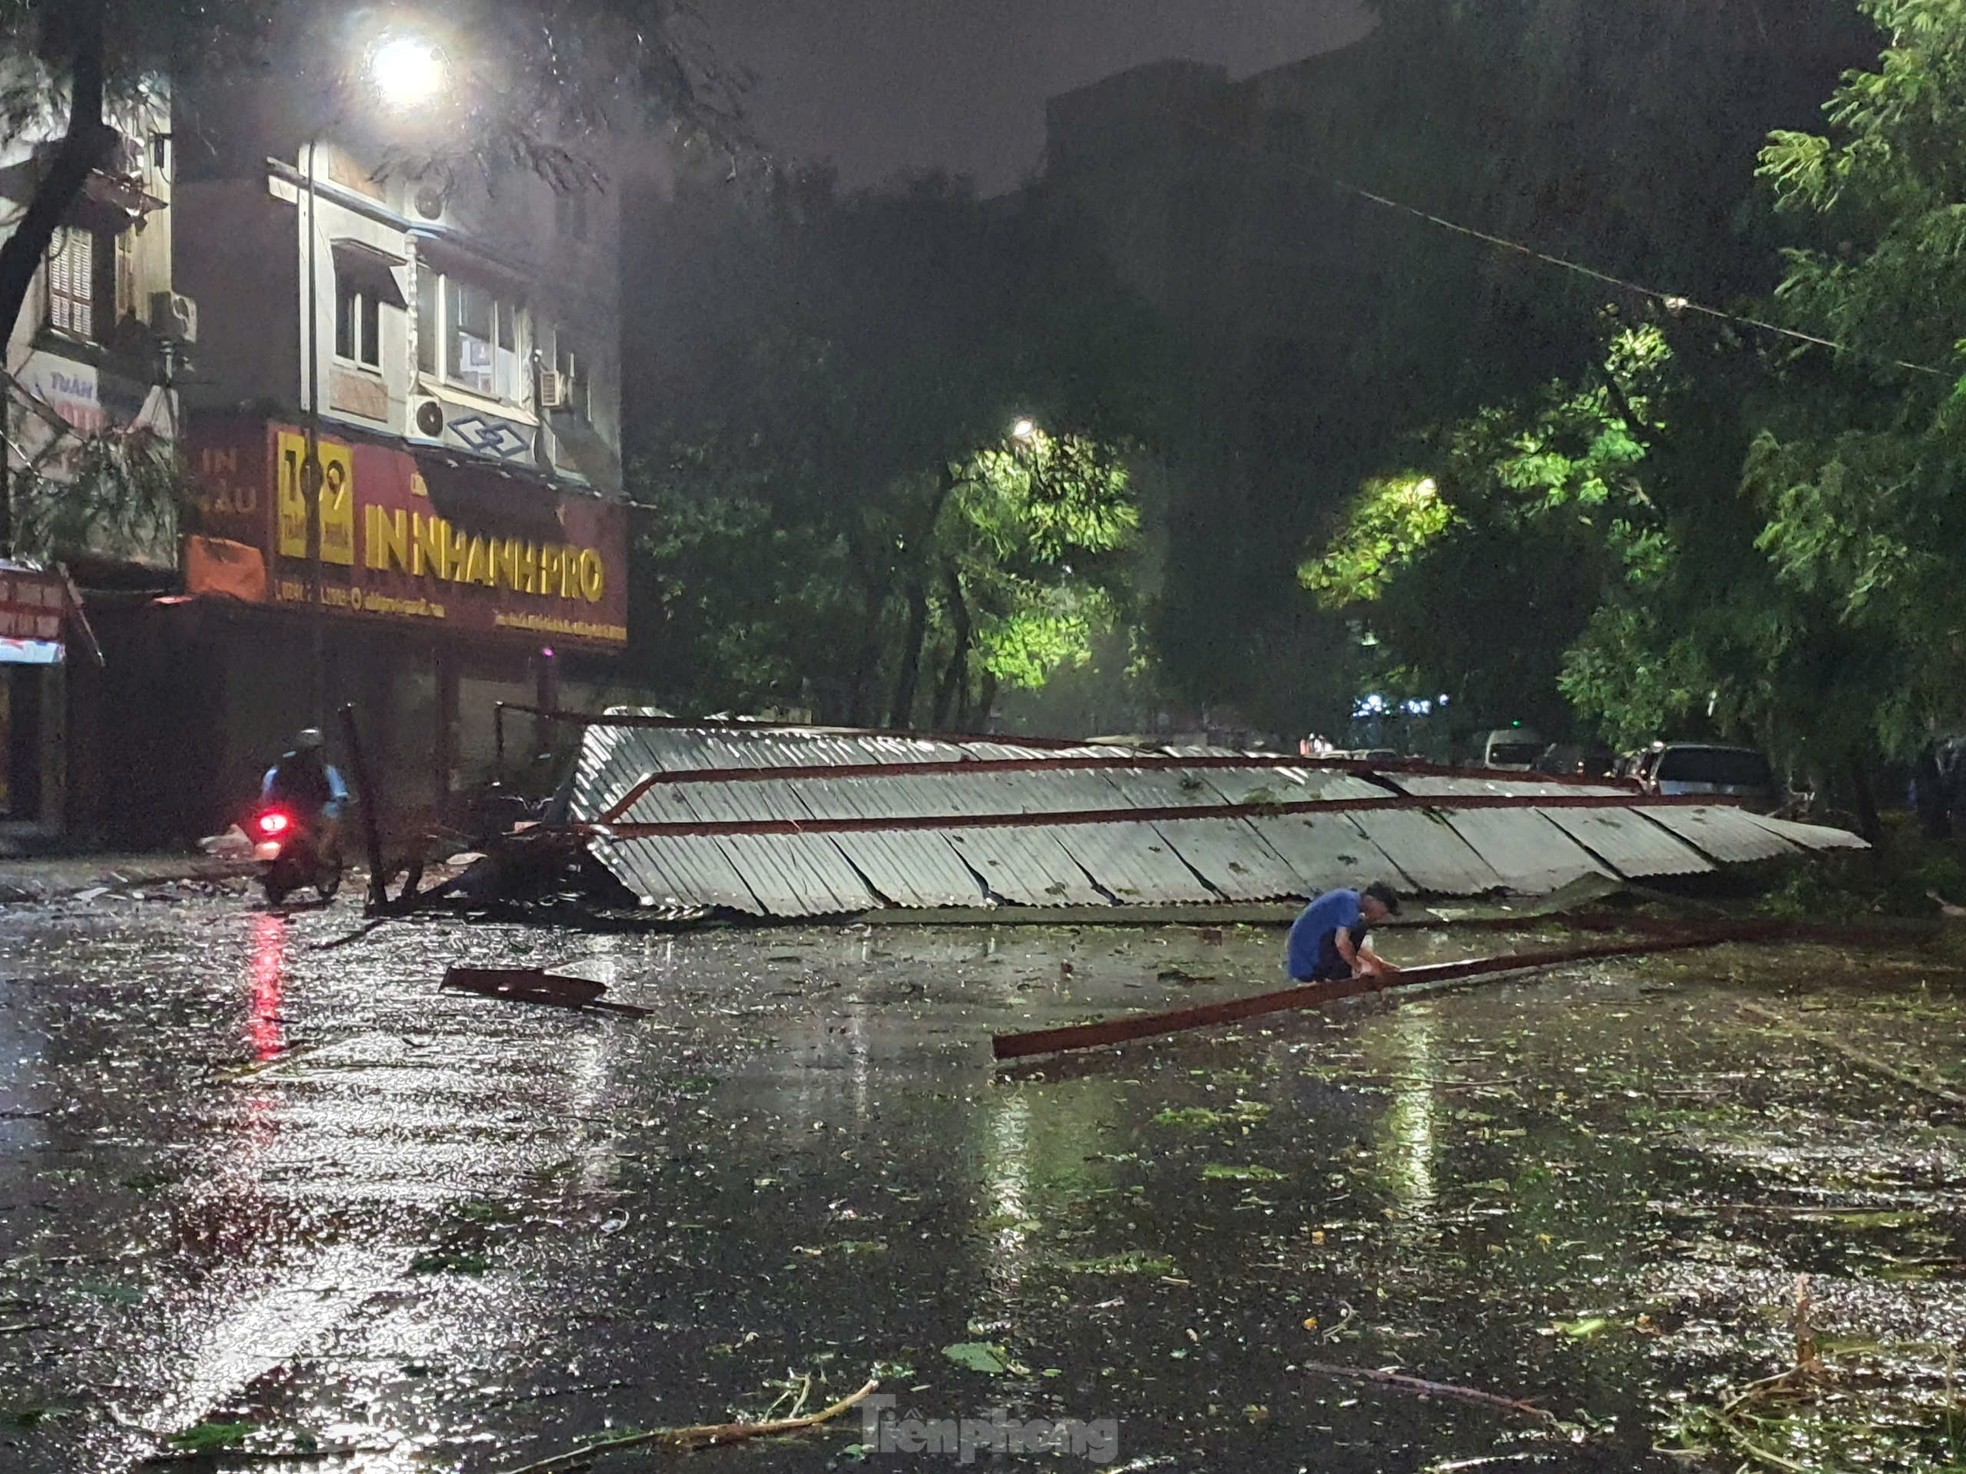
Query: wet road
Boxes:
[{"xmin": 1, "ymin": 894, "xmax": 1962, "ymax": 1472}]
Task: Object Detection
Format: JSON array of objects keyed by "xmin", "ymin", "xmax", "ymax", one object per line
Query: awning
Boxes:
[
  {"xmin": 331, "ymin": 238, "xmax": 409, "ymax": 308},
  {"xmin": 417, "ymin": 455, "xmax": 566, "ymax": 540}
]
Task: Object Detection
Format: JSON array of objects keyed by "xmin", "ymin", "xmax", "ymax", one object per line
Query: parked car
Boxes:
[
  {"xmin": 1639, "ymin": 743, "xmax": 1783, "ymax": 811},
  {"xmin": 1534, "ymin": 742, "xmax": 1619, "ymax": 780},
  {"xmin": 1350, "ymin": 748, "xmax": 1404, "ymax": 764},
  {"xmin": 1476, "ymin": 728, "xmax": 1544, "ymax": 771}
]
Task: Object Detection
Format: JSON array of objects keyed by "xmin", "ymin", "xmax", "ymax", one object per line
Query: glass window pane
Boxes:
[
  {"xmin": 334, "ymin": 277, "xmax": 357, "ymax": 360},
  {"xmin": 416, "ymin": 271, "xmax": 438, "ymax": 374},
  {"xmin": 360, "ymin": 290, "xmax": 381, "ymax": 368},
  {"xmin": 447, "ymin": 277, "xmax": 494, "ymax": 394}
]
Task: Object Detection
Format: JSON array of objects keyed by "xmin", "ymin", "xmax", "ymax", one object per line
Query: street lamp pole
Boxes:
[{"xmin": 304, "ymin": 137, "xmax": 326, "ymax": 722}]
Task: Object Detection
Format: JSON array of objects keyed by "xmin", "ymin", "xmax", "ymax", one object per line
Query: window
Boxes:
[
  {"xmin": 416, "ymin": 273, "xmax": 438, "ymax": 375},
  {"xmin": 437, "ymin": 274, "xmax": 523, "ymax": 399},
  {"xmin": 47, "ymin": 228, "xmax": 112, "ymax": 341},
  {"xmin": 334, "ymin": 276, "xmax": 382, "ymax": 368}
]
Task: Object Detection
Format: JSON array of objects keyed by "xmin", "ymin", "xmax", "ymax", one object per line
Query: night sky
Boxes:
[{"xmin": 706, "ymin": 0, "xmax": 1372, "ymax": 194}]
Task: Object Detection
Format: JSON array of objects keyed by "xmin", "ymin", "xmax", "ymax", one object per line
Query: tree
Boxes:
[
  {"xmin": 1084, "ymin": 0, "xmax": 1873, "ymax": 731},
  {"xmin": 1303, "ymin": 323, "xmax": 1674, "ymax": 741},
  {"xmin": 623, "ymin": 172, "xmax": 1174, "ymax": 727},
  {"xmin": 1747, "ymin": 0, "xmax": 1966, "ymax": 762}
]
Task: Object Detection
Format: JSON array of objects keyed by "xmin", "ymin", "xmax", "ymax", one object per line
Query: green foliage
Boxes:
[
  {"xmin": 1304, "ymin": 325, "xmax": 1676, "ymax": 738},
  {"xmin": 625, "ymin": 175, "xmax": 1168, "ymax": 726},
  {"xmin": 1743, "ymin": 0, "xmax": 1966, "ymax": 758},
  {"xmin": 168, "ymin": 1421, "xmax": 255, "ymax": 1453},
  {"xmin": 10, "ymin": 434, "xmax": 187, "ymax": 568},
  {"xmin": 1301, "ymin": 474, "xmax": 1452, "ymax": 606},
  {"xmin": 1142, "ymin": 0, "xmax": 1867, "ymax": 728}
]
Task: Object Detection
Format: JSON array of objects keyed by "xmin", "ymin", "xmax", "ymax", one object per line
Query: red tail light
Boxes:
[{"xmin": 257, "ymin": 811, "xmax": 292, "ymax": 837}]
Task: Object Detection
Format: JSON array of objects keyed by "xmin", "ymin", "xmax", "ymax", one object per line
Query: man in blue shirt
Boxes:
[{"xmin": 1286, "ymin": 882, "xmax": 1401, "ymax": 982}]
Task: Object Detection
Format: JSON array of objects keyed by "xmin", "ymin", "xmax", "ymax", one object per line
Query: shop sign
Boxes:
[
  {"xmin": 0, "ymin": 565, "xmax": 66, "ymax": 665},
  {"xmin": 10, "ymin": 353, "xmax": 150, "ymax": 473},
  {"xmin": 185, "ymin": 420, "xmax": 628, "ymax": 647}
]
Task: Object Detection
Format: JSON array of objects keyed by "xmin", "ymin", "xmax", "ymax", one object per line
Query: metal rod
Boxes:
[
  {"xmin": 338, "ymin": 703, "xmax": 388, "ymax": 912},
  {"xmin": 991, "ymin": 926, "xmax": 1789, "ymax": 1060},
  {"xmin": 598, "ymin": 790, "xmax": 1739, "ymax": 840}
]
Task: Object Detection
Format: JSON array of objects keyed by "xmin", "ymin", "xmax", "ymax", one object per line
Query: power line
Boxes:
[{"xmin": 1180, "ymin": 117, "xmax": 1952, "ymax": 381}]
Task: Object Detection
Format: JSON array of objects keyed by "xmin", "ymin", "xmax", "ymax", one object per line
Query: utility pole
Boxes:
[{"xmin": 304, "ymin": 139, "xmax": 326, "ymax": 722}]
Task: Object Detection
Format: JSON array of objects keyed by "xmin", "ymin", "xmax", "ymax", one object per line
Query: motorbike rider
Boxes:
[{"xmin": 260, "ymin": 728, "xmax": 349, "ymax": 860}]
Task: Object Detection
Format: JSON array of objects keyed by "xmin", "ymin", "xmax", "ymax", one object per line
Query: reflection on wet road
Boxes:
[{"xmin": 1, "ymin": 897, "xmax": 1962, "ymax": 1471}]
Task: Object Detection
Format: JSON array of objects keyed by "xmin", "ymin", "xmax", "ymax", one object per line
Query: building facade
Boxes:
[
  {"xmin": 0, "ymin": 81, "xmax": 182, "ymax": 840},
  {"xmin": 126, "ymin": 81, "xmax": 632, "ymax": 844}
]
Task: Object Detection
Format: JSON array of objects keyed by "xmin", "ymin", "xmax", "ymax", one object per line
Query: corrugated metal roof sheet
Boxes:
[
  {"xmin": 598, "ymin": 835, "xmax": 762, "ymax": 913},
  {"xmin": 1738, "ymin": 812, "xmax": 1870, "ymax": 853},
  {"xmin": 1049, "ymin": 821, "xmax": 1220, "ymax": 904},
  {"xmin": 830, "ymin": 830, "xmax": 984, "ymax": 908},
  {"xmin": 1350, "ymin": 809, "xmax": 1509, "ymax": 894},
  {"xmin": 1152, "ymin": 818, "xmax": 1304, "ymax": 901},
  {"xmin": 1439, "ymin": 808, "xmax": 1614, "ymax": 893},
  {"xmin": 1540, "ymin": 808, "xmax": 1715, "ymax": 878},
  {"xmin": 569, "ymin": 725, "xmax": 1863, "ymax": 915},
  {"xmin": 942, "ymin": 827, "xmax": 1109, "ymax": 906},
  {"xmin": 710, "ymin": 833, "xmax": 878, "ymax": 917},
  {"xmin": 1243, "ymin": 812, "xmax": 1403, "ymax": 895},
  {"xmin": 1643, "ymin": 806, "xmax": 1800, "ymax": 865}
]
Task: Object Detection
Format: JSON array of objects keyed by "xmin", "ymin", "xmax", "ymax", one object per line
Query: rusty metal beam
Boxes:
[
  {"xmin": 991, "ymin": 925, "xmax": 1787, "ymax": 1060},
  {"xmin": 595, "ymin": 751, "xmax": 1427, "ymax": 823},
  {"xmin": 595, "ymin": 791, "xmax": 1726, "ymax": 841}
]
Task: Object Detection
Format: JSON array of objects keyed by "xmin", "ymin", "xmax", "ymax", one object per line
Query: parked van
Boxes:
[{"xmin": 1476, "ymin": 729, "xmax": 1544, "ymax": 771}]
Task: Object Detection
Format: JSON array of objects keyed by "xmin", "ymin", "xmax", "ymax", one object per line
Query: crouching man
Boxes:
[{"xmin": 1286, "ymin": 881, "xmax": 1401, "ymax": 982}]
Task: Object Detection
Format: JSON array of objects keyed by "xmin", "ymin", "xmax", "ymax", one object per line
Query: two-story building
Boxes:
[
  {"xmin": 137, "ymin": 76, "xmax": 630, "ymax": 843},
  {"xmin": 0, "ymin": 82, "xmax": 181, "ymax": 841}
]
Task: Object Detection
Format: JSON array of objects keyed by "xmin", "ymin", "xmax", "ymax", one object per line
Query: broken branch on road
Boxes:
[
  {"xmin": 499, "ymin": 1375, "xmax": 880, "ymax": 1474},
  {"xmin": 1300, "ymin": 1361, "xmax": 1561, "ymax": 1425}
]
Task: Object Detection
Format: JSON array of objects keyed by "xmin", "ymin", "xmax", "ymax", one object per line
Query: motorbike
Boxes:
[{"xmin": 252, "ymin": 806, "xmax": 344, "ymax": 905}]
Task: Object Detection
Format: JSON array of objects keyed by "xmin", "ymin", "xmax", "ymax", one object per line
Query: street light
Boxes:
[
  {"xmin": 367, "ymin": 33, "xmax": 450, "ymax": 111},
  {"xmin": 1010, "ymin": 417, "xmax": 1037, "ymax": 442}
]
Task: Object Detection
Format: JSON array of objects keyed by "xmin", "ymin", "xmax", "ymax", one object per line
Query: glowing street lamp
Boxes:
[
  {"xmin": 1010, "ymin": 417, "xmax": 1037, "ymax": 442},
  {"xmin": 367, "ymin": 32, "xmax": 451, "ymax": 112}
]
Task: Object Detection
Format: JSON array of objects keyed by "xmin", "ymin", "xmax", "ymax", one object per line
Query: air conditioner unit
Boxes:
[
  {"xmin": 410, "ymin": 396, "xmax": 446, "ymax": 439},
  {"xmin": 149, "ymin": 291, "xmax": 198, "ymax": 344},
  {"xmin": 411, "ymin": 185, "xmax": 446, "ymax": 222},
  {"xmin": 536, "ymin": 369, "xmax": 568, "ymax": 411}
]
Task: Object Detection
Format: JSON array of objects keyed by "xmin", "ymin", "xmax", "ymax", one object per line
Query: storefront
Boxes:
[
  {"xmin": 126, "ymin": 417, "xmax": 632, "ymax": 843},
  {"xmin": 0, "ymin": 564, "xmax": 71, "ymax": 829}
]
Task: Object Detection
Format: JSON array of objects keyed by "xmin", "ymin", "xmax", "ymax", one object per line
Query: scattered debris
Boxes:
[
  {"xmin": 1299, "ymin": 1362, "xmax": 1561, "ymax": 1426},
  {"xmin": 499, "ymin": 1375, "xmax": 879, "ymax": 1474},
  {"xmin": 440, "ymin": 966, "xmax": 651, "ymax": 1017},
  {"xmin": 1738, "ymin": 1001, "xmax": 1966, "ymax": 1106}
]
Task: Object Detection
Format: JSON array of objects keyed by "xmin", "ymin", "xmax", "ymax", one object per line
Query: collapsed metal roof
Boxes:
[{"xmin": 566, "ymin": 719, "xmax": 1865, "ymax": 918}]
